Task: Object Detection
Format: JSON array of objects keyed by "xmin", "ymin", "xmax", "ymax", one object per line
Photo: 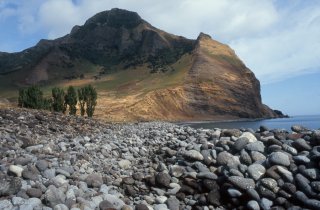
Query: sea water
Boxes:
[{"xmin": 182, "ymin": 115, "xmax": 320, "ymax": 131}]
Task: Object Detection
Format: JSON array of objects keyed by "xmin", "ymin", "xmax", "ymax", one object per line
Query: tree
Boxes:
[
  {"xmin": 52, "ymin": 87, "xmax": 65, "ymax": 112},
  {"xmin": 17, "ymin": 85, "xmax": 51, "ymax": 110},
  {"xmin": 65, "ymin": 86, "xmax": 77, "ymax": 115},
  {"xmin": 18, "ymin": 89, "xmax": 27, "ymax": 108},
  {"xmin": 42, "ymin": 98, "xmax": 53, "ymax": 110},
  {"xmin": 85, "ymin": 85, "xmax": 97, "ymax": 117},
  {"xmin": 78, "ymin": 88, "xmax": 86, "ymax": 116}
]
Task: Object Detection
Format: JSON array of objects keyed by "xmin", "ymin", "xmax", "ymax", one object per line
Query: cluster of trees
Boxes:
[{"xmin": 18, "ymin": 85, "xmax": 97, "ymax": 117}]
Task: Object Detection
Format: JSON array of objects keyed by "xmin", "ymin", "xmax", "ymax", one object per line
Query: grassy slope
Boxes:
[{"xmin": 0, "ymin": 53, "xmax": 192, "ymax": 121}]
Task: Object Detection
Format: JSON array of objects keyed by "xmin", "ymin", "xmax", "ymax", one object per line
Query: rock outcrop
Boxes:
[{"xmin": 0, "ymin": 8, "xmax": 282, "ymax": 121}]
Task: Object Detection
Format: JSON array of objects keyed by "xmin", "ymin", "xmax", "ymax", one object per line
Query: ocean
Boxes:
[{"xmin": 181, "ymin": 115, "xmax": 320, "ymax": 131}]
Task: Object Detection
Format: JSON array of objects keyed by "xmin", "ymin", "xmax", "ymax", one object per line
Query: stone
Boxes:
[
  {"xmin": 8, "ymin": 165, "xmax": 24, "ymax": 177},
  {"xmin": 311, "ymin": 181, "xmax": 320, "ymax": 192},
  {"xmin": 26, "ymin": 188, "xmax": 42, "ymax": 198},
  {"xmin": 217, "ymin": 151, "xmax": 240, "ymax": 166},
  {"xmin": 203, "ymin": 179, "xmax": 219, "ymax": 191},
  {"xmin": 135, "ymin": 204, "xmax": 149, "ymax": 210},
  {"xmin": 222, "ymin": 129, "xmax": 242, "ymax": 137},
  {"xmin": 0, "ymin": 200, "xmax": 13, "ymax": 210},
  {"xmin": 43, "ymin": 169, "xmax": 56, "ymax": 179},
  {"xmin": 118, "ymin": 160, "xmax": 131, "ymax": 169},
  {"xmin": 44, "ymin": 185, "xmax": 66, "ymax": 208},
  {"xmin": 169, "ymin": 165, "xmax": 186, "ymax": 178},
  {"xmin": 247, "ymin": 200, "xmax": 260, "ymax": 210},
  {"xmin": 259, "ymin": 126, "xmax": 269, "ymax": 132},
  {"xmin": 36, "ymin": 160, "xmax": 49, "ymax": 171},
  {"xmin": 240, "ymin": 150, "xmax": 252, "ymax": 165},
  {"xmin": 156, "ymin": 172, "xmax": 171, "ymax": 188},
  {"xmin": 54, "ymin": 204, "xmax": 69, "ymax": 210},
  {"xmin": 227, "ymin": 188, "xmax": 242, "ymax": 197},
  {"xmin": 207, "ymin": 189, "xmax": 221, "ymax": 206},
  {"xmin": 268, "ymin": 152, "xmax": 290, "ymax": 166},
  {"xmin": 0, "ymin": 176, "xmax": 22, "ymax": 196},
  {"xmin": 245, "ymin": 141, "xmax": 265, "ymax": 152},
  {"xmin": 293, "ymin": 155, "xmax": 310, "ymax": 164},
  {"xmin": 52, "ymin": 175, "xmax": 68, "ymax": 187},
  {"xmin": 154, "ymin": 204, "xmax": 169, "ymax": 210},
  {"xmin": 260, "ymin": 198, "xmax": 273, "ymax": 210},
  {"xmin": 99, "ymin": 200, "xmax": 116, "ymax": 210},
  {"xmin": 86, "ymin": 173, "xmax": 103, "ymax": 188},
  {"xmin": 196, "ymin": 172, "xmax": 217, "ymax": 180},
  {"xmin": 228, "ymin": 176, "xmax": 255, "ymax": 190},
  {"xmin": 22, "ymin": 165, "xmax": 40, "ymax": 180},
  {"xmin": 291, "ymin": 125, "xmax": 308, "ymax": 133},
  {"xmin": 102, "ymin": 194, "xmax": 125, "ymax": 210},
  {"xmin": 295, "ymin": 191, "xmax": 320, "ymax": 209},
  {"xmin": 276, "ymin": 166, "xmax": 293, "ymax": 183},
  {"xmin": 302, "ymin": 168, "xmax": 320, "ymax": 180},
  {"xmin": 248, "ymin": 164, "xmax": 266, "ymax": 180},
  {"xmin": 233, "ymin": 137, "xmax": 249, "ymax": 151},
  {"xmin": 155, "ymin": 196, "xmax": 168, "ymax": 204},
  {"xmin": 250, "ymin": 151, "xmax": 266, "ymax": 163},
  {"xmin": 122, "ymin": 177, "xmax": 135, "ymax": 185},
  {"xmin": 121, "ymin": 205, "xmax": 132, "ymax": 210},
  {"xmin": 239, "ymin": 132, "xmax": 257, "ymax": 143},
  {"xmin": 260, "ymin": 178, "xmax": 279, "ymax": 193},
  {"xmin": 295, "ymin": 173, "xmax": 316, "ymax": 197},
  {"xmin": 246, "ymin": 189, "xmax": 260, "ymax": 201},
  {"xmin": 292, "ymin": 138, "xmax": 312, "ymax": 151},
  {"xmin": 183, "ymin": 150, "xmax": 204, "ymax": 161},
  {"xmin": 166, "ymin": 197, "xmax": 179, "ymax": 210}
]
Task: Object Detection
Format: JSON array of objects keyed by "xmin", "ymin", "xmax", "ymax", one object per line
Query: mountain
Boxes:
[{"xmin": 0, "ymin": 8, "xmax": 282, "ymax": 121}]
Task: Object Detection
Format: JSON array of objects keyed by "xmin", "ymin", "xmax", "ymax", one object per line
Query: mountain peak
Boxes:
[
  {"xmin": 197, "ymin": 32, "xmax": 212, "ymax": 41},
  {"xmin": 83, "ymin": 8, "xmax": 143, "ymax": 29}
]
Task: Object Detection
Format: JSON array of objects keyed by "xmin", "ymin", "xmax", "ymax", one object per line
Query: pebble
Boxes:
[
  {"xmin": 268, "ymin": 152, "xmax": 290, "ymax": 166},
  {"xmin": 228, "ymin": 176, "xmax": 255, "ymax": 190},
  {"xmin": 248, "ymin": 164, "xmax": 266, "ymax": 180},
  {"xmin": 183, "ymin": 150, "xmax": 204, "ymax": 161},
  {"xmin": 9, "ymin": 165, "xmax": 24, "ymax": 177},
  {"xmin": 0, "ymin": 109, "xmax": 319, "ymax": 210}
]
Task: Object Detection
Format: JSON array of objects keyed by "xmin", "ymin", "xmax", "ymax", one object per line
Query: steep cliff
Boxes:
[{"xmin": 0, "ymin": 8, "xmax": 280, "ymax": 121}]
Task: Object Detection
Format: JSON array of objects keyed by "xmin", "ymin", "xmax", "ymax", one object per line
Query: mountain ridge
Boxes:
[{"xmin": 0, "ymin": 8, "xmax": 283, "ymax": 121}]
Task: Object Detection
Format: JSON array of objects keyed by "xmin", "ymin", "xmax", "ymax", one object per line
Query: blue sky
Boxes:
[{"xmin": 0, "ymin": 0, "xmax": 319, "ymax": 115}]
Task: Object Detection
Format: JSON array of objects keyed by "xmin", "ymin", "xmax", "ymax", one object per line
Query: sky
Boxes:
[{"xmin": 0, "ymin": 0, "xmax": 319, "ymax": 115}]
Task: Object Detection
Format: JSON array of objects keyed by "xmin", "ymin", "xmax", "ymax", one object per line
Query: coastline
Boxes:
[{"xmin": 0, "ymin": 108, "xmax": 319, "ymax": 209}]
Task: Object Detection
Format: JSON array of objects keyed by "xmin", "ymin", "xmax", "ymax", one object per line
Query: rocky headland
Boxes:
[
  {"xmin": 0, "ymin": 9, "xmax": 283, "ymax": 121},
  {"xmin": 0, "ymin": 108, "xmax": 319, "ymax": 210}
]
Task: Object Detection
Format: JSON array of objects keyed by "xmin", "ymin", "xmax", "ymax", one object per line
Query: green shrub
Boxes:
[
  {"xmin": 65, "ymin": 86, "xmax": 77, "ymax": 115},
  {"xmin": 84, "ymin": 85, "xmax": 97, "ymax": 117},
  {"xmin": 52, "ymin": 87, "xmax": 65, "ymax": 112},
  {"xmin": 78, "ymin": 88, "xmax": 86, "ymax": 116},
  {"xmin": 18, "ymin": 85, "xmax": 49, "ymax": 109}
]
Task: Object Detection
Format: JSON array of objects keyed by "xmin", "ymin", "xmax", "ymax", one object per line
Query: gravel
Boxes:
[{"xmin": 0, "ymin": 108, "xmax": 320, "ymax": 209}]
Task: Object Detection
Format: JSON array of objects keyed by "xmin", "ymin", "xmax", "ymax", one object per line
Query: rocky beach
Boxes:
[{"xmin": 1, "ymin": 108, "xmax": 320, "ymax": 210}]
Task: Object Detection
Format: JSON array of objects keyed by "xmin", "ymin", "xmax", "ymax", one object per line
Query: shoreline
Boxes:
[{"xmin": 0, "ymin": 108, "xmax": 320, "ymax": 209}]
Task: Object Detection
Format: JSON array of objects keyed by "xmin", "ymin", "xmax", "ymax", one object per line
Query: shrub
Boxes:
[
  {"xmin": 52, "ymin": 87, "xmax": 65, "ymax": 112},
  {"xmin": 78, "ymin": 88, "xmax": 86, "ymax": 116},
  {"xmin": 84, "ymin": 85, "xmax": 97, "ymax": 118},
  {"xmin": 65, "ymin": 86, "xmax": 77, "ymax": 115},
  {"xmin": 18, "ymin": 85, "xmax": 48, "ymax": 109}
]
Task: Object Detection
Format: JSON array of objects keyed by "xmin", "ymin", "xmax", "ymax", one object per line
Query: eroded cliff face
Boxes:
[
  {"xmin": 98, "ymin": 33, "xmax": 277, "ymax": 122},
  {"xmin": 183, "ymin": 33, "xmax": 277, "ymax": 119},
  {"xmin": 0, "ymin": 8, "xmax": 279, "ymax": 121}
]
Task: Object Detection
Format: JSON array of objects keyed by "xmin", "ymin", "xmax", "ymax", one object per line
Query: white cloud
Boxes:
[
  {"xmin": 230, "ymin": 2, "xmax": 320, "ymax": 84},
  {"xmin": 1, "ymin": 0, "xmax": 319, "ymax": 84}
]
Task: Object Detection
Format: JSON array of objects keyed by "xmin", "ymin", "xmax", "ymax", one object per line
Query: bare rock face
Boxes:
[
  {"xmin": 182, "ymin": 33, "xmax": 278, "ymax": 119},
  {"xmin": 0, "ymin": 8, "xmax": 281, "ymax": 121}
]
